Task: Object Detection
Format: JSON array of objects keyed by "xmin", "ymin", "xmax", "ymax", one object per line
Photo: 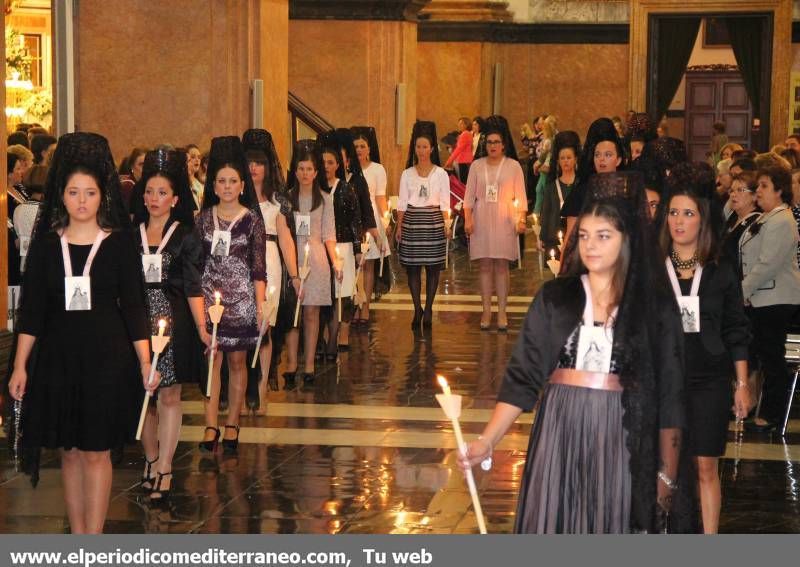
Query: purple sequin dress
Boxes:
[{"xmin": 196, "ymin": 207, "xmax": 267, "ymax": 351}]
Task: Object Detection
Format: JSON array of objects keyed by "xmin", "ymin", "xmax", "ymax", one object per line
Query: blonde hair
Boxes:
[
  {"xmin": 542, "ymin": 115, "xmax": 558, "ymax": 139},
  {"xmin": 755, "ymin": 151, "xmax": 792, "ymax": 171},
  {"xmin": 720, "ymin": 142, "xmax": 743, "ymax": 158},
  {"xmin": 521, "ymin": 123, "xmax": 534, "ymax": 139},
  {"xmin": 7, "ymin": 144, "xmax": 33, "ymax": 162},
  {"xmin": 716, "ymin": 157, "xmax": 732, "ymax": 176}
]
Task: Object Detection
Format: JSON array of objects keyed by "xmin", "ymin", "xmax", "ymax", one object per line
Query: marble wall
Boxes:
[
  {"xmin": 288, "ymin": 19, "xmax": 417, "ymax": 193},
  {"xmin": 417, "ymin": 41, "xmax": 629, "ymax": 145},
  {"xmin": 75, "ymin": 0, "xmax": 254, "ymax": 161}
]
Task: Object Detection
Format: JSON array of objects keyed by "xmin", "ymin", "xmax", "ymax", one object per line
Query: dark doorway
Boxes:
[
  {"xmin": 685, "ymin": 70, "xmax": 752, "ymax": 162},
  {"xmin": 647, "ymin": 13, "xmax": 773, "ymax": 151}
]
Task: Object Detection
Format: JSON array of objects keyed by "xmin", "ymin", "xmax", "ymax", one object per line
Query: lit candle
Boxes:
[
  {"xmin": 206, "ymin": 292, "xmax": 225, "ymax": 397},
  {"xmin": 435, "ymin": 375, "xmax": 488, "ymax": 534},
  {"xmin": 547, "ymin": 249, "xmax": 561, "ymax": 277},
  {"xmin": 557, "ymin": 230, "xmax": 564, "ymax": 246},
  {"xmin": 136, "ymin": 319, "xmax": 170, "ymax": 440}
]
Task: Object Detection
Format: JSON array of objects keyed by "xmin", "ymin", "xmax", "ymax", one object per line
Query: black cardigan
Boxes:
[
  {"xmin": 498, "ymin": 276, "xmax": 685, "ymax": 429},
  {"xmin": 679, "ymin": 257, "xmax": 751, "ymax": 368}
]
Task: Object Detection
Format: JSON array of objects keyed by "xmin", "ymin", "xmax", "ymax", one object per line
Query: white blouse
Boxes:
[
  {"xmin": 397, "ymin": 165, "xmax": 450, "ymax": 211},
  {"xmin": 259, "ymin": 198, "xmax": 280, "ymax": 235},
  {"xmin": 362, "ymin": 162, "xmax": 387, "ymax": 201}
]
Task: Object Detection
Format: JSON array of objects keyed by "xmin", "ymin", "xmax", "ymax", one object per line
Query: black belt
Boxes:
[{"xmin": 265, "ymin": 234, "xmax": 278, "ymax": 242}]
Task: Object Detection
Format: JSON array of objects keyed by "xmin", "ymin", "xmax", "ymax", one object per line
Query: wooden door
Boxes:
[{"xmin": 685, "ymin": 70, "xmax": 752, "ymax": 162}]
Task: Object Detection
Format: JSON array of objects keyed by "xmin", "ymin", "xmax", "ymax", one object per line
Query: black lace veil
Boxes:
[
  {"xmin": 547, "ymin": 130, "xmax": 582, "ymax": 182},
  {"xmin": 242, "ymin": 128, "xmax": 285, "ymax": 202},
  {"xmin": 201, "ymin": 136, "xmax": 258, "ymax": 210},
  {"xmin": 31, "ymin": 132, "xmax": 130, "ymax": 246},
  {"xmin": 404, "ymin": 120, "xmax": 442, "ymax": 168},
  {"xmin": 473, "ymin": 114, "xmax": 519, "ymax": 161},
  {"xmin": 350, "ymin": 126, "xmax": 381, "ymax": 165},
  {"xmin": 129, "ymin": 148, "xmax": 197, "ymax": 228}
]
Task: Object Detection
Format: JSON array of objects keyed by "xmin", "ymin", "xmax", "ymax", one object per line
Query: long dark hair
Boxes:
[
  {"xmin": 287, "ymin": 140, "xmax": 324, "ymax": 212},
  {"xmin": 130, "ymin": 148, "xmax": 196, "ymax": 229},
  {"xmin": 659, "ymin": 162, "xmax": 721, "ymax": 265}
]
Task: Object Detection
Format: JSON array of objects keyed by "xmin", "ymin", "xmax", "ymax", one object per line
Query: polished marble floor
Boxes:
[{"xmin": 1, "ymin": 241, "xmax": 799, "ymax": 534}]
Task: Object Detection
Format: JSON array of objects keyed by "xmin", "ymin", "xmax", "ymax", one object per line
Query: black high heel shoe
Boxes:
[
  {"xmin": 422, "ymin": 308, "xmax": 433, "ymax": 329},
  {"xmin": 199, "ymin": 427, "xmax": 220, "ymax": 452},
  {"xmin": 411, "ymin": 308, "xmax": 423, "ymax": 328},
  {"xmin": 141, "ymin": 456, "xmax": 158, "ymax": 491},
  {"xmin": 222, "ymin": 425, "xmax": 240, "ymax": 455},
  {"xmin": 302, "ymin": 372, "xmax": 315, "ymax": 385},
  {"xmin": 283, "ymin": 371, "xmax": 296, "ymax": 390},
  {"xmin": 149, "ymin": 471, "xmax": 173, "ymax": 505}
]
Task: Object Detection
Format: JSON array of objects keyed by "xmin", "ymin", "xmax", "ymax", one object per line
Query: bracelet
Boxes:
[
  {"xmin": 657, "ymin": 471, "xmax": 678, "ymax": 490},
  {"xmin": 736, "ymin": 380, "xmax": 748, "ymax": 389}
]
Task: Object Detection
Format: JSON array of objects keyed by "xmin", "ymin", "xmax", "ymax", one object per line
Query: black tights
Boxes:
[{"xmin": 406, "ymin": 265, "xmax": 442, "ymax": 314}]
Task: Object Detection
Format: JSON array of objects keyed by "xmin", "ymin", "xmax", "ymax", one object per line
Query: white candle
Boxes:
[
  {"xmin": 436, "ymin": 375, "xmax": 488, "ymax": 534},
  {"xmin": 136, "ymin": 319, "xmax": 170, "ymax": 440},
  {"xmin": 206, "ymin": 292, "xmax": 224, "ymax": 397},
  {"xmin": 558, "ymin": 230, "xmax": 564, "ymax": 246}
]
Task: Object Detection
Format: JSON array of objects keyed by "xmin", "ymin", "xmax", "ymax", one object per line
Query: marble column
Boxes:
[{"xmin": 258, "ymin": 0, "xmax": 290, "ymax": 167}]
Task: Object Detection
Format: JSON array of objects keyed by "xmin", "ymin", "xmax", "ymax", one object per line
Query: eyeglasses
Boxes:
[
  {"xmin": 729, "ymin": 187, "xmax": 753, "ymax": 194},
  {"xmin": 486, "ymin": 140, "xmax": 503, "ymax": 146}
]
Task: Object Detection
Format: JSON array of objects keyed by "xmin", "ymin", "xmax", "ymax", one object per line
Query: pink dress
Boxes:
[{"xmin": 465, "ymin": 157, "xmax": 526, "ymax": 261}]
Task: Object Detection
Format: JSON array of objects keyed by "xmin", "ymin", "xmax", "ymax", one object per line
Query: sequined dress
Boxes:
[
  {"xmin": 140, "ymin": 223, "xmax": 205, "ymax": 386},
  {"xmin": 196, "ymin": 207, "xmax": 267, "ymax": 351}
]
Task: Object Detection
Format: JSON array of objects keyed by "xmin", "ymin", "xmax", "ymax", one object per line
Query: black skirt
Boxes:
[{"xmin": 398, "ymin": 206, "xmax": 446, "ymax": 267}]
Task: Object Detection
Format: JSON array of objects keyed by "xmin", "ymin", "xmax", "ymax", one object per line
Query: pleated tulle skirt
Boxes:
[{"xmin": 515, "ymin": 382, "xmax": 631, "ymax": 534}]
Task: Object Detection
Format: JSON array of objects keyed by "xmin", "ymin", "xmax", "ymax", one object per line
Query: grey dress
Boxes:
[{"xmin": 295, "ymin": 191, "xmax": 336, "ymax": 306}]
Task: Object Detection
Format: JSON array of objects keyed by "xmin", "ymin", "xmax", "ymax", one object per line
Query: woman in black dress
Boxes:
[
  {"xmin": 8, "ymin": 132, "xmax": 154, "ymax": 533},
  {"xmin": 129, "ymin": 148, "xmax": 208, "ymax": 502},
  {"xmin": 461, "ymin": 172, "xmax": 689, "ymax": 533},
  {"xmin": 317, "ymin": 132, "xmax": 361, "ymax": 355},
  {"xmin": 660, "ymin": 163, "xmax": 752, "ymax": 533}
]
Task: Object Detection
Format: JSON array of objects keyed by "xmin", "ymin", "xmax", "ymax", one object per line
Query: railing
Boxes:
[{"xmin": 288, "ymin": 91, "xmax": 335, "ymax": 142}]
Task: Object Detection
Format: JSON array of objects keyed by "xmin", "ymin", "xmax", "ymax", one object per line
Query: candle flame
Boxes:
[
  {"xmin": 158, "ymin": 319, "xmax": 166, "ymax": 330},
  {"xmin": 269, "ymin": 285, "xmax": 276, "ymax": 294},
  {"xmin": 437, "ymin": 375, "xmax": 448, "ymax": 390},
  {"xmin": 549, "ymin": 249, "xmax": 556, "ymax": 259},
  {"xmin": 214, "ymin": 291, "xmax": 221, "ymax": 302}
]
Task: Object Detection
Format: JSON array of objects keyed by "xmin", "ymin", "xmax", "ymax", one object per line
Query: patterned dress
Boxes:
[{"xmin": 196, "ymin": 207, "xmax": 267, "ymax": 351}]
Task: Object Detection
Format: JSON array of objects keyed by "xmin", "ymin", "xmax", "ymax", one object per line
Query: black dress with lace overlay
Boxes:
[{"xmin": 139, "ymin": 223, "xmax": 205, "ymax": 386}]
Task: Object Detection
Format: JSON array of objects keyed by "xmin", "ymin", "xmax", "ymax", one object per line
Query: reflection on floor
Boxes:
[{"xmin": 1, "ymin": 245, "xmax": 799, "ymax": 533}]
